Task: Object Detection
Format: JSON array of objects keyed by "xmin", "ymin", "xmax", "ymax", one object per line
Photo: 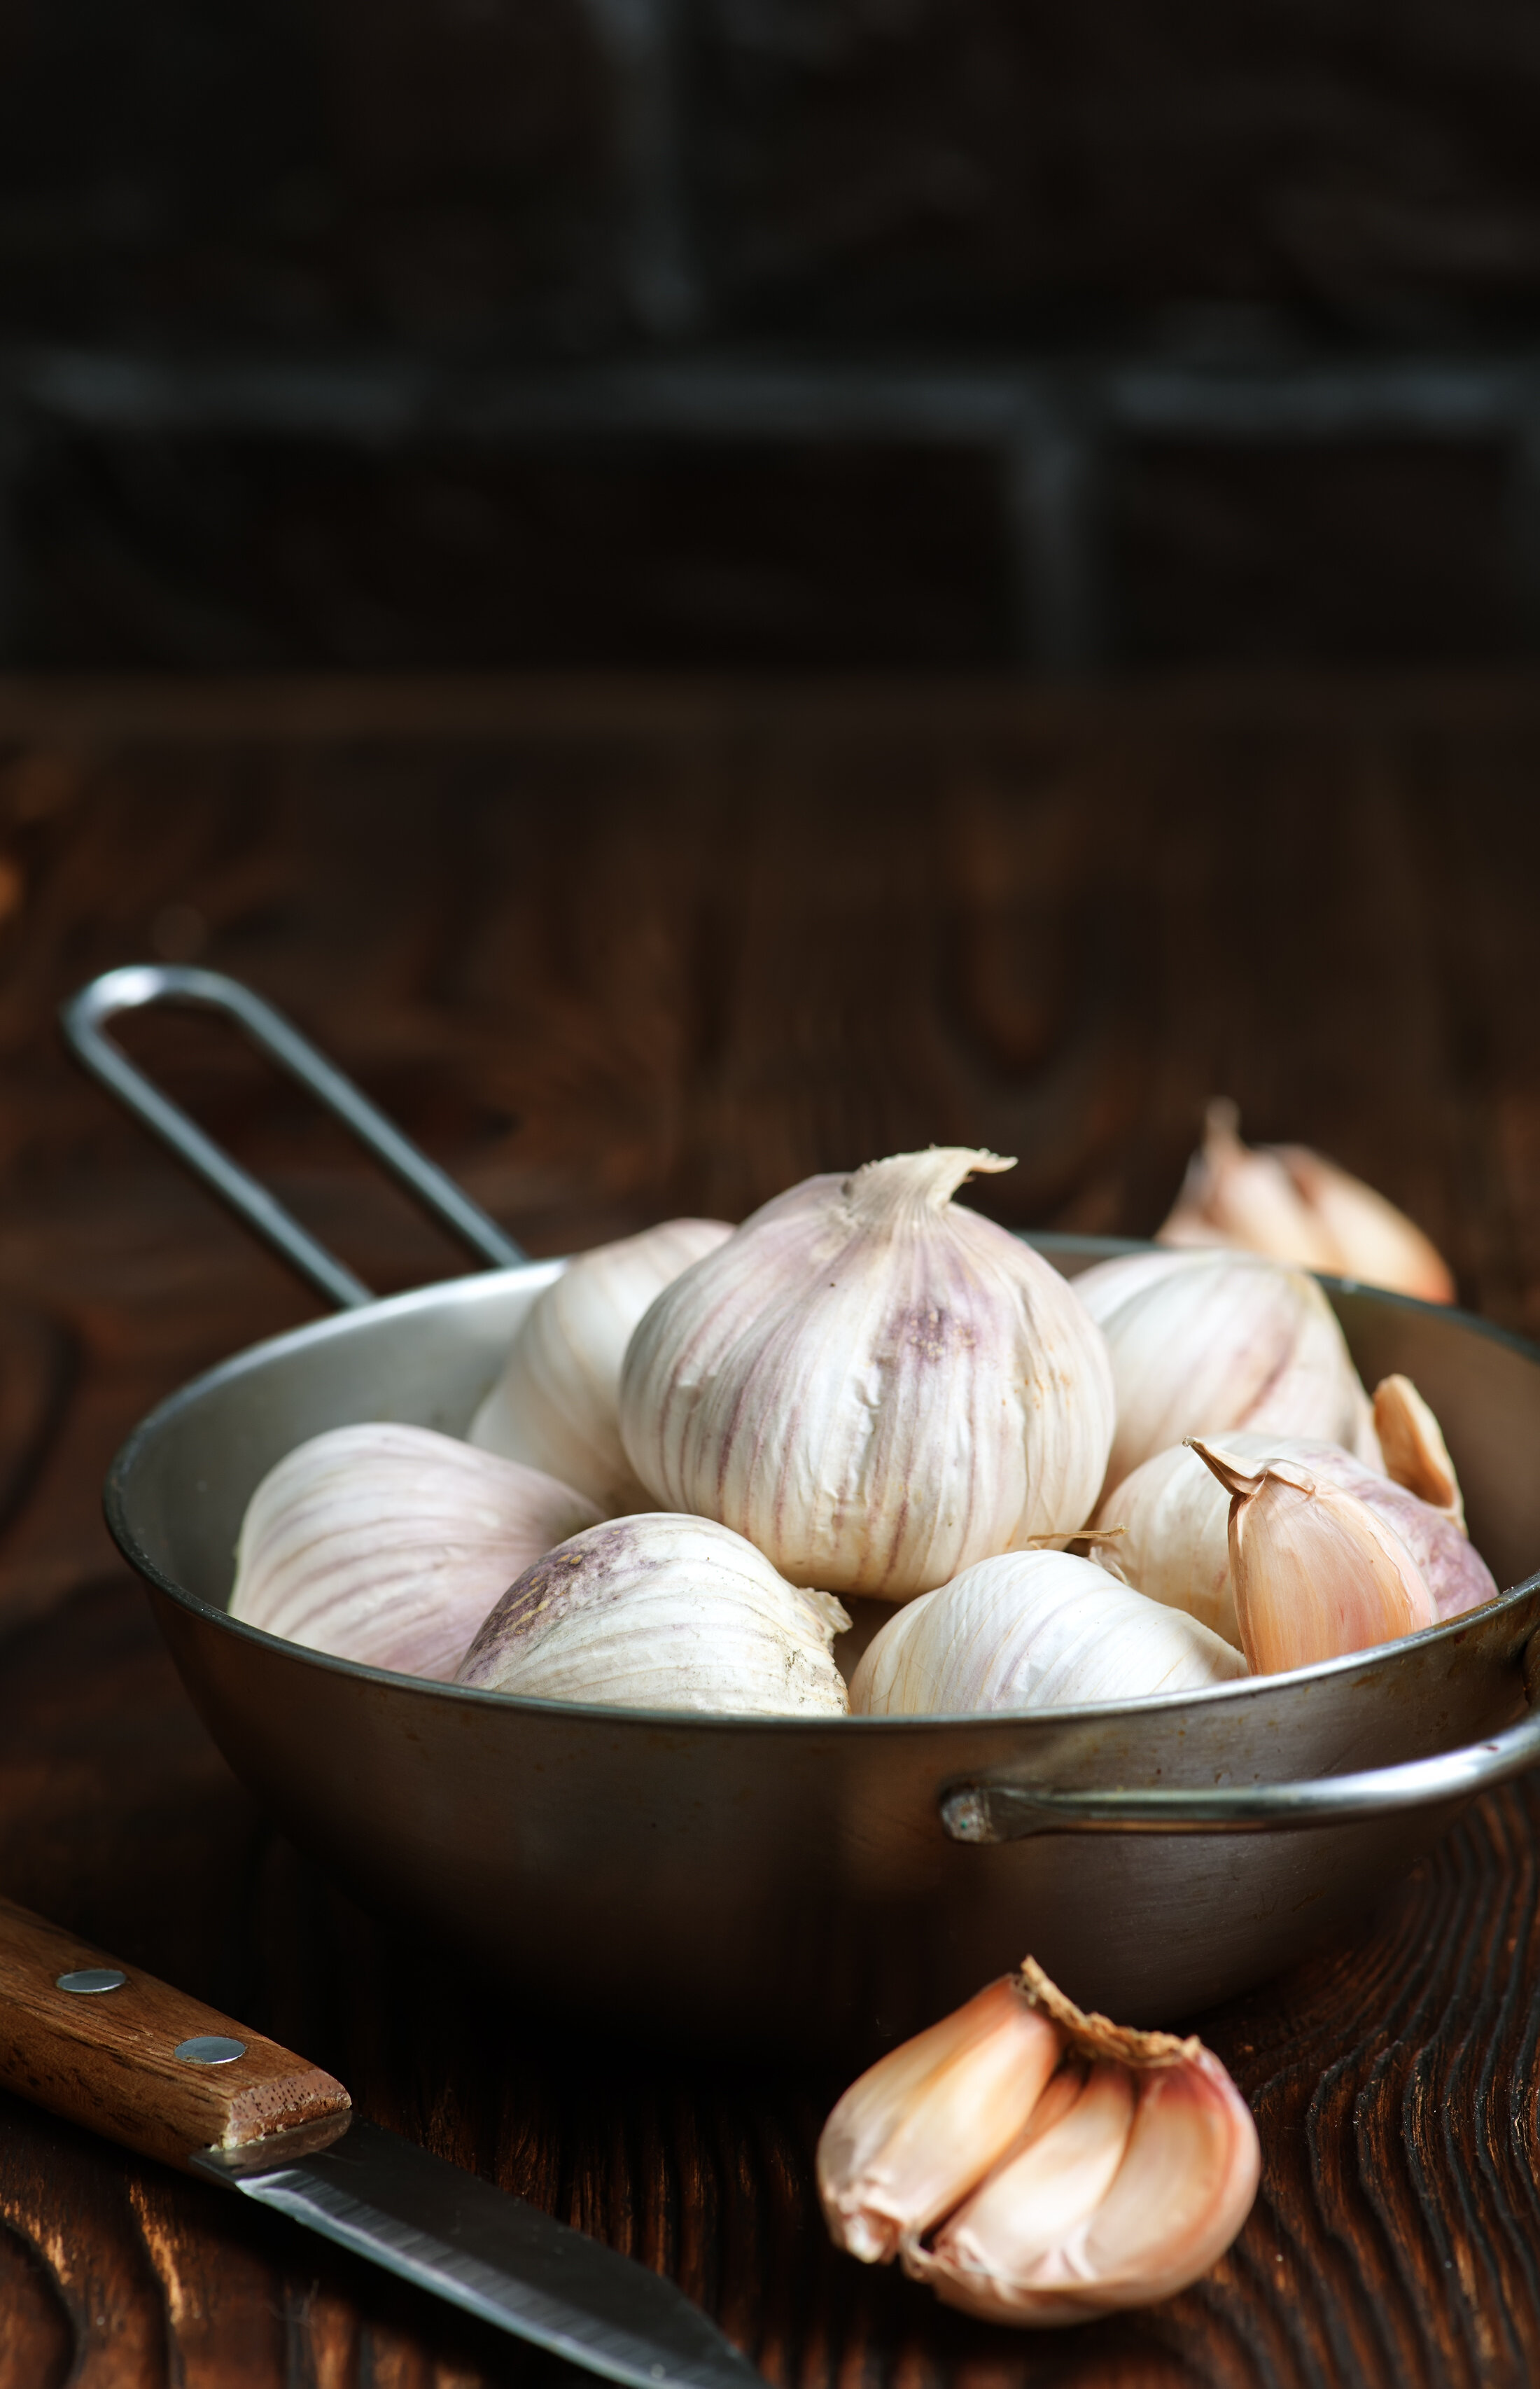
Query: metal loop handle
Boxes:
[
  {"xmin": 60, "ymin": 966, "xmax": 526, "ymax": 1311},
  {"xmin": 941, "ymin": 1628, "xmax": 1540, "ymax": 1839}
]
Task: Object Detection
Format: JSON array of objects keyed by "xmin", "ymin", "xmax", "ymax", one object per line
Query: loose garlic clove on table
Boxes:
[
  {"xmin": 618, "ymin": 1148, "xmax": 1115, "ymax": 1602},
  {"xmin": 230, "ymin": 1423, "xmax": 603, "ymax": 1681},
  {"xmin": 1189, "ymin": 1439, "xmax": 1437, "ymax": 1672},
  {"xmin": 454, "ymin": 1512, "xmax": 851, "ymax": 1716},
  {"xmin": 818, "ymin": 1959, "xmax": 1260, "ymax": 2326},
  {"xmin": 470, "ymin": 1216, "xmax": 734, "ymax": 1513},
  {"xmin": 1074, "ymin": 1244, "xmax": 1380, "ymax": 1491}
]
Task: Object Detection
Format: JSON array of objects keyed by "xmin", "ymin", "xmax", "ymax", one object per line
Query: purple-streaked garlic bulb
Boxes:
[{"xmin": 230, "ymin": 1423, "xmax": 601, "ymax": 1681}]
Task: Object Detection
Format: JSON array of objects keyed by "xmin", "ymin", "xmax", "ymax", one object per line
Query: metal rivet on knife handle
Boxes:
[
  {"xmin": 175, "ymin": 2035, "xmax": 247, "ymax": 2066},
  {"xmin": 56, "ymin": 1967, "xmax": 128, "ymax": 1995}
]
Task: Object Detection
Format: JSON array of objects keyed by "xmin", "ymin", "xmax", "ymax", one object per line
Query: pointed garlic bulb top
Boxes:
[
  {"xmin": 819, "ymin": 1958, "xmax": 1260, "ymax": 2327},
  {"xmin": 1373, "ymin": 1372, "xmax": 1464, "ymax": 1526},
  {"xmin": 230, "ymin": 1423, "xmax": 602, "ymax": 1682},
  {"xmin": 1189, "ymin": 1439, "xmax": 1437, "ymax": 1674},
  {"xmin": 1159, "ymin": 1099, "xmax": 1455, "ymax": 1304},
  {"xmin": 1095, "ymin": 1407, "xmax": 1492, "ymax": 1645},
  {"xmin": 1074, "ymin": 1244, "xmax": 1378, "ymax": 1492},
  {"xmin": 618, "ymin": 1150, "xmax": 1116, "ymax": 1602},
  {"xmin": 454, "ymin": 1512, "xmax": 850, "ymax": 1716},
  {"xmin": 849, "ymin": 1547, "xmax": 1245, "ymax": 1715},
  {"xmin": 470, "ymin": 1218, "xmax": 734, "ymax": 1512}
]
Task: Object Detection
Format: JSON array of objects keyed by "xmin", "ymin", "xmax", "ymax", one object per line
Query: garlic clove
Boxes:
[
  {"xmin": 619, "ymin": 1150, "xmax": 1116, "ymax": 1602},
  {"xmin": 1373, "ymin": 1372, "xmax": 1464, "ymax": 1528},
  {"xmin": 1273, "ymin": 1143, "xmax": 1456, "ymax": 1305},
  {"xmin": 454, "ymin": 1512, "xmax": 850, "ymax": 1716},
  {"xmin": 230, "ymin": 1423, "xmax": 603, "ymax": 1681},
  {"xmin": 849, "ymin": 1547, "xmax": 1246, "ymax": 1715},
  {"xmin": 1097, "ymin": 1426, "xmax": 1494, "ymax": 1637},
  {"xmin": 1075, "ymin": 1244, "xmax": 1380, "ymax": 1491},
  {"xmin": 822, "ymin": 1956, "xmax": 1259, "ymax": 2327},
  {"xmin": 470, "ymin": 1218, "xmax": 734, "ymax": 1513},
  {"xmin": 816, "ymin": 1978, "xmax": 1065, "ymax": 2263},
  {"xmin": 1189, "ymin": 1439, "xmax": 1437, "ymax": 1673},
  {"xmin": 1159, "ymin": 1098, "xmax": 1341, "ymax": 1274},
  {"xmin": 1156, "ymin": 1097, "xmax": 1455, "ymax": 1304}
]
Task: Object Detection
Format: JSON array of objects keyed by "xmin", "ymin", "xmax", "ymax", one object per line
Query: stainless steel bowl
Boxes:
[{"xmin": 70, "ymin": 968, "xmax": 1540, "ymax": 2056}]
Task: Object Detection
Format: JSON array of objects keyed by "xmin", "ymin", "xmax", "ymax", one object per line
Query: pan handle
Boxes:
[
  {"xmin": 60, "ymin": 965, "xmax": 527, "ymax": 1310},
  {"xmin": 939, "ymin": 1629, "xmax": 1540, "ymax": 1839}
]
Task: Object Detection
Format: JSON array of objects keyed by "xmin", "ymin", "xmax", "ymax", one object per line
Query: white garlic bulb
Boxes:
[
  {"xmin": 849, "ymin": 1547, "xmax": 1245, "ymax": 1715},
  {"xmin": 1189, "ymin": 1440, "xmax": 1437, "ymax": 1673},
  {"xmin": 619, "ymin": 1150, "xmax": 1116, "ymax": 1602},
  {"xmin": 455, "ymin": 1513, "xmax": 850, "ymax": 1715},
  {"xmin": 1074, "ymin": 1244, "xmax": 1379, "ymax": 1493},
  {"xmin": 470, "ymin": 1217, "xmax": 733, "ymax": 1512},
  {"xmin": 1096, "ymin": 1416, "xmax": 1494, "ymax": 1645},
  {"xmin": 230, "ymin": 1423, "xmax": 602, "ymax": 1681},
  {"xmin": 1158, "ymin": 1099, "xmax": 1455, "ymax": 1304},
  {"xmin": 818, "ymin": 1958, "xmax": 1260, "ymax": 2327}
]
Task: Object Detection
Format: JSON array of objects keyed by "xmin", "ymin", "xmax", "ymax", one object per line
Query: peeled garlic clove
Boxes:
[
  {"xmin": 618, "ymin": 1150, "xmax": 1115, "ymax": 1602},
  {"xmin": 1273, "ymin": 1143, "xmax": 1455, "ymax": 1305},
  {"xmin": 1159, "ymin": 1098, "xmax": 1340, "ymax": 1274},
  {"xmin": 1098, "ymin": 1423, "xmax": 1494, "ymax": 1637},
  {"xmin": 230, "ymin": 1423, "xmax": 602, "ymax": 1681},
  {"xmin": 825, "ymin": 1957, "xmax": 1259, "ymax": 2327},
  {"xmin": 816, "ymin": 1978, "xmax": 1065, "ymax": 2263},
  {"xmin": 1373, "ymin": 1372, "xmax": 1464, "ymax": 1527},
  {"xmin": 470, "ymin": 1218, "xmax": 734, "ymax": 1512},
  {"xmin": 1189, "ymin": 1439, "xmax": 1436, "ymax": 1673},
  {"xmin": 849, "ymin": 1547, "xmax": 1245, "ymax": 1715},
  {"xmin": 454, "ymin": 1512, "xmax": 850, "ymax": 1715},
  {"xmin": 1075, "ymin": 1245, "xmax": 1379, "ymax": 1490}
]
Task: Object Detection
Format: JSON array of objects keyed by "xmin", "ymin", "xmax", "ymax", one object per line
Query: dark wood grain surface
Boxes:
[{"xmin": 0, "ymin": 674, "xmax": 1535, "ymax": 2385}]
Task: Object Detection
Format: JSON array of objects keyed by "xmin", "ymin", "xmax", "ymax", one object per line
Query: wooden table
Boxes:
[{"xmin": 0, "ymin": 674, "xmax": 1536, "ymax": 2387}]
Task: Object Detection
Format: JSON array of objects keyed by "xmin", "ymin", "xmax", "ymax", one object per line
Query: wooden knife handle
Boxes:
[{"xmin": 0, "ymin": 1894, "xmax": 351, "ymax": 2171}]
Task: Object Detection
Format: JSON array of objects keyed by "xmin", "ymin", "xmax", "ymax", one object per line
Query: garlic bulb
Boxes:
[
  {"xmin": 230, "ymin": 1423, "xmax": 602, "ymax": 1681},
  {"xmin": 619, "ymin": 1149, "xmax": 1115, "ymax": 1602},
  {"xmin": 470, "ymin": 1217, "xmax": 733, "ymax": 1512},
  {"xmin": 1096, "ymin": 1414, "xmax": 1492, "ymax": 1644},
  {"xmin": 849, "ymin": 1547, "xmax": 1245, "ymax": 1715},
  {"xmin": 818, "ymin": 1958, "xmax": 1259, "ymax": 2327},
  {"xmin": 1189, "ymin": 1439, "xmax": 1437, "ymax": 1673},
  {"xmin": 1159, "ymin": 1099, "xmax": 1455, "ymax": 1304},
  {"xmin": 1074, "ymin": 1244, "xmax": 1379, "ymax": 1492},
  {"xmin": 454, "ymin": 1513, "xmax": 850, "ymax": 1715}
]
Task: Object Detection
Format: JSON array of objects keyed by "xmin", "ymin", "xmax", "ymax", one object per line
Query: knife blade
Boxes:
[{"xmin": 0, "ymin": 1895, "xmax": 759, "ymax": 2389}]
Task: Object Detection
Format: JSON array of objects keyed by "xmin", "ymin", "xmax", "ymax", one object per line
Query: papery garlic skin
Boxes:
[
  {"xmin": 1158, "ymin": 1099, "xmax": 1455, "ymax": 1304},
  {"xmin": 1189, "ymin": 1440, "xmax": 1437, "ymax": 1674},
  {"xmin": 1096, "ymin": 1424, "xmax": 1494, "ymax": 1645},
  {"xmin": 849, "ymin": 1548, "xmax": 1245, "ymax": 1715},
  {"xmin": 817, "ymin": 1979, "xmax": 1065, "ymax": 2264},
  {"xmin": 619, "ymin": 1150, "xmax": 1116, "ymax": 1602},
  {"xmin": 230, "ymin": 1423, "xmax": 602, "ymax": 1681},
  {"xmin": 470, "ymin": 1218, "xmax": 733, "ymax": 1512},
  {"xmin": 454, "ymin": 1513, "xmax": 850, "ymax": 1716},
  {"xmin": 1074, "ymin": 1245, "xmax": 1379, "ymax": 1491},
  {"xmin": 822, "ymin": 1956, "xmax": 1260, "ymax": 2329},
  {"xmin": 1373, "ymin": 1373, "xmax": 1464, "ymax": 1527}
]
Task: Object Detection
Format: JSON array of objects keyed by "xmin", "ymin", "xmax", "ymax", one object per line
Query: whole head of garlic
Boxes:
[
  {"xmin": 618, "ymin": 1149, "xmax": 1115, "ymax": 1603},
  {"xmin": 1074, "ymin": 1243, "xmax": 1378, "ymax": 1493},
  {"xmin": 470, "ymin": 1217, "xmax": 733, "ymax": 1513},
  {"xmin": 454, "ymin": 1512, "xmax": 850, "ymax": 1716},
  {"xmin": 1159, "ymin": 1098, "xmax": 1455, "ymax": 1304},
  {"xmin": 818, "ymin": 1957, "xmax": 1259, "ymax": 2327},
  {"xmin": 230, "ymin": 1423, "xmax": 602, "ymax": 1681},
  {"xmin": 1189, "ymin": 1438, "xmax": 1437, "ymax": 1673},
  {"xmin": 849, "ymin": 1547, "xmax": 1245, "ymax": 1716},
  {"xmin": 1095, "ymin": 1407, "xmax": 1494, "ymax": 1646}
]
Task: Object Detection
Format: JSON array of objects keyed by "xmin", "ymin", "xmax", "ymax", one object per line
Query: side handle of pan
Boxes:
[
  {"xmin": 60, "ymin": 964, "xmax": 526, "ymax": 1309},
  {"xmin": 939, "ymin": 1627, "xmax": 1540, "ymax": 1840}
]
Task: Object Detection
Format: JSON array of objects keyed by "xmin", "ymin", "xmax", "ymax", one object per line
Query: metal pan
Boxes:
[{"xmin": 67, "ymin": 966, "xmax": 1540, "ymax": 2056}]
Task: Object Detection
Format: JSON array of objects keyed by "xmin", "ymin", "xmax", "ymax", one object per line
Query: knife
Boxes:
[{"xmin": 0, "ymin": 1895, "xmax": 760, "ymax": 2389}]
